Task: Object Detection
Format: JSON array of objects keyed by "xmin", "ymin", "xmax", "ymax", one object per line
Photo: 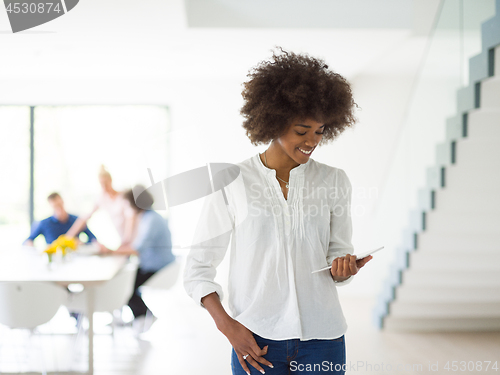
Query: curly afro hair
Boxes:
[{"xmin": 240, "ymin": 47, "xmax": 358, "ymax": 146}]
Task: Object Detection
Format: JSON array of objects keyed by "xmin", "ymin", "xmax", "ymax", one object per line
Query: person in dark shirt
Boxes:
[{"xmin": 24, "ymin": 192, "xmax": 98, "ymax": 246}]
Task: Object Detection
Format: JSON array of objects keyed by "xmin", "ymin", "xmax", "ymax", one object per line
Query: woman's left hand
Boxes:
[{"xmin": 330, "ymin": 254, "xmax": 372, "ymax": 282}]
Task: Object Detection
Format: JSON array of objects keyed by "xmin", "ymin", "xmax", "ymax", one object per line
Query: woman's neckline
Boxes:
[{"xmin": 255, "ymin": 152, "xmax": 310, "ymax": 174}]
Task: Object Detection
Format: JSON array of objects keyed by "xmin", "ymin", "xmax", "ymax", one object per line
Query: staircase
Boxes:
[{"xmin": 374, "ymin": 0, "xmax": 500, "ymax": 331}]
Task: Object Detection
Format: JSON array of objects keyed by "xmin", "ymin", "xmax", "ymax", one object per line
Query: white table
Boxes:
[{"xmin": 0, "ymin": 247, "xmax": 128, "ymax": 375}]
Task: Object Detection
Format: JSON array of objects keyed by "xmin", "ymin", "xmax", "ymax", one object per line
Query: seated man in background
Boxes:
[
  {"xmin": 24, "ymin": 192, "xmax": 98, "ymax": 246},
  {"xmin": 24, "ymin": 192, "xmax": 100, "ymax": 324},
  {"xmin": 100, "ymin": 186, "xmax": 175, "ymax": 333}
]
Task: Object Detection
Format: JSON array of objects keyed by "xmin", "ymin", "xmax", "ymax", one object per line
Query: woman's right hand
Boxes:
[{"xmin": 218, "ymin": 318, "xmax": 273, "ymax": 374}]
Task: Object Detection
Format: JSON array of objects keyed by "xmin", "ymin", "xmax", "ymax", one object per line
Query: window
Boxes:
[
  {"xmin": 0, "ymin": 105, "xmax": 170, "ymax": 249},
  {"xmin": 0, "ymin": 107, "xmax": 30, "ymax": 248}
]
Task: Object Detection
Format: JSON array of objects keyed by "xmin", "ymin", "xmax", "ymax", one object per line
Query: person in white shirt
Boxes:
[
  {"xmin": 184, "ymin": 48, "xmax": 372, "ymax": 375},
  {"xmin": 67, "ymin": 165, "xmax": 136, "ymax": 246}
]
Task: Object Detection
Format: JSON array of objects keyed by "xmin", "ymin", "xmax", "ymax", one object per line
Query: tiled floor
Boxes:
[{"xmin": 0, "ymin": 284, "xmax": 499, "ymax": 375}]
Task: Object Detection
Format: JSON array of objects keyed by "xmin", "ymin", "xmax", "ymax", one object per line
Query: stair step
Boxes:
[
  {"xmin": 457, "ymin": 84, "xmax": 475, "ymax": 113},
  {"xmin": 402, "ymin": 269, "xmax": 500, "ymax": 287},
  {"xmin": 481, "ymin": 76, "xmax": 500, "ymax": 108},
  {"xmin": 468, "ymin": 108, "xmax": 500, "ymax": 138},
  {"xmin": 383, "ymin": 317, "xmax": 500, "ymax": 331},
  {"xmin": 469, "ymin": 50, "xmax": 489, "ymax": 84},
  {"xmin": 445, "ymin": 162, "xmax": 500, "ymax": 188},
  {"xmin": 424, "ymin": 211, "xmax": 500, "ymax": 234},
  {"xmin": 389, "ymin": 301, "xmax": 500, "ymax": 318},
  {"xmin": 433, "ymin": 187, "xmax": 500, "ymax": 213},
  {"xmin": 496, "ymin": 45, "xmax": 500, "ymax": 78},
  {"xmin": 395, "ymin": 285, "xmax": 500, "ymax": 302},
  {"xmin": 450, "ymin": 137, "xmax": 500, "ymax": 167},
  {"xmin": 408, "ymin": 250, "xmax": 500, "ymax": 270},
  {"xmin": 418, "ymin": 232, "xmax": 500, "ymax": 252}
]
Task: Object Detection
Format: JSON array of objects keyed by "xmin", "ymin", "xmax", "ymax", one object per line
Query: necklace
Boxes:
[{"xmin": 264, "ymin": 150, "xmax": 289, "ymax": 188}]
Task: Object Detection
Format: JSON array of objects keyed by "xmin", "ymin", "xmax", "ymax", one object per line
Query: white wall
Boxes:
[
  {"xmin": 163, "ymin": 70, "xmax": 462, "ymax": 298},
  {"xmin": 1, "ymin": 0, "xmax": 471, "ymax": 300},
  {"xmin": 0, "ymin": 69, "xmax": 457, "ymax": 298}
]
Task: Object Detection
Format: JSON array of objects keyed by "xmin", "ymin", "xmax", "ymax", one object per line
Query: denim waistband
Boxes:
[{"xmin": 253, "ymin": 333, "xmax": 344, "ymax": 343}]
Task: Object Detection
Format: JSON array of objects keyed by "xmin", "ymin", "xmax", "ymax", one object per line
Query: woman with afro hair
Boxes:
[{"xmin": 184, "ymin": 48, "xmax": 372, "ymax": 375}]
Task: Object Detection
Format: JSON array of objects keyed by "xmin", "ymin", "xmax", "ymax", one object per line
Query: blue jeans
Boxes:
[{"xmin": 231, "ymin": 333, "xmax": 346, "ymax": 375}]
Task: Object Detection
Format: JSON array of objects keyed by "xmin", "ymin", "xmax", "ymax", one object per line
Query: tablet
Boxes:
[
  {"xmin": 311, "ymin": 246, "xmax": 384, "ymax": 273},
  {"xmin": 354, "ymin": 246, "xmax": 384, "ymax": 261}
]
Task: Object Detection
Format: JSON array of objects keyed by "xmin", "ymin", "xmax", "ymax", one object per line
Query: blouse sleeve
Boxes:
[
  {"xmin": 183, "ymin": 188, "xmax": 235, "ymax": 307},
  {"xmin": 326, "ymin": 168, "xmax": 355, "ymax": 286}
]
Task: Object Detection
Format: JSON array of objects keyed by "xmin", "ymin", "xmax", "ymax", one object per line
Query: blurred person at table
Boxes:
[
  {"xmin": 100, "ymin": 186, "xmax": 175, "ymax": 331},
  {"xmin": 66, "ymin": 165, "xmax": 136, "ymax": 246},
  {"xmin": 24, "ymin": 192, "xmax": 98, "ymax": 246},
  {"xmin": 23, "ymin": 192, "xmax": 99, "ymax": 324}
]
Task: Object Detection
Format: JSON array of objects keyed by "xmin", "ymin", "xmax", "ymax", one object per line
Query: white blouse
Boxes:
[
  {"xmin": 96, "ymin": 193, "xmax": 133, "ymax": 241},
  {"xmin": 183, "ymin": 153, "xmax": 355, "ymax": 341}
]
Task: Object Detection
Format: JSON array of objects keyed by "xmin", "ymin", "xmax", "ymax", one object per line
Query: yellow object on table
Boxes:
[{"xmin": 44, "ymin": 235, "xmax": 77, "ymax": 262}]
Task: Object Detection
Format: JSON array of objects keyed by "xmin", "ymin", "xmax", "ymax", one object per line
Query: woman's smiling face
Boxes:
[{"xmin": 275, "ymin": 118, "xmax": 325, "ymax": 166}]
